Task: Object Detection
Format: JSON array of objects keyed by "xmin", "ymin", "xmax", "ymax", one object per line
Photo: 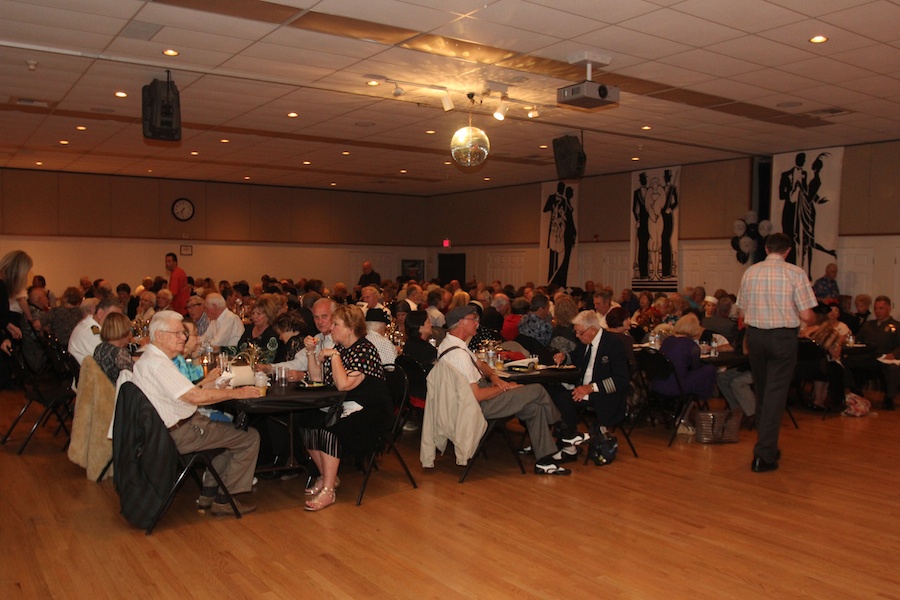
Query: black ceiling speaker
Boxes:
[
  {"xmin": 552, "ymin": 134, "xmax": 586, "ymax": 180},
  {"xmin": 142, "ymin": 71, "xmax": 181, "ymax": 141}
]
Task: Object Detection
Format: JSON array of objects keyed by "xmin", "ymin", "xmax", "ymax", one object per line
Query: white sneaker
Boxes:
[{"xmin": 402, "ymin": 421, "xmax": 420, "ymax": 432}]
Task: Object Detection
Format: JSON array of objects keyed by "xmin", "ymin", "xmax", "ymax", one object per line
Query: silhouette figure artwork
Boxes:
[
  {"xmin": 777, "ymin": 151, "xmax": 837, "ymax": 277},
  {"xmin": 543, "ymin": 181, "xmax": 577, "ymax": 287},
  {"xmin": 632, "ymin": 168, "xmax": 679, "ymax": 283}
]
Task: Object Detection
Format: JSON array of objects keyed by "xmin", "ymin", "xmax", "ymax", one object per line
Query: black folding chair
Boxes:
[
  {"xmin": 633, "ymin": 348, "xmax": 697, "ymax": 447},
  {"xmin": 459, "ymin": 417, "xmax": 527, "ymax": 483},
  {"xmin": 355, "ymin": 365, "xmax": 418, "ymax": 505},
  {"xmin": 112, "ymin": 383, "xmax": 241, "ymax": 534},
  {"xmin": 394, "ymin": 354, "xmax": 428, "ymax": 431},
  {"xmin": 1, "ymin": 346, "xmax": 74, "ymax": 454}
]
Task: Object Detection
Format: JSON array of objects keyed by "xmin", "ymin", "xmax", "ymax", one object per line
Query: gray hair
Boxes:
[
  {"xmin": 149, "ymin": 309, "xmax": 184, "ymax": 341},
  {"xmin": 572, "ymin": 310, "xmax": 601, "ymax": 331},
  {"xmin": 205, "ymin": 292, "xmax": 225, "ymax": 309}
]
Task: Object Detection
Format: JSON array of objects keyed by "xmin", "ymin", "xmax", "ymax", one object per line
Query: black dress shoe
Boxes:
[{"xmin": 751, "ymin": 456, "xmax": 778, "ymax": 473}]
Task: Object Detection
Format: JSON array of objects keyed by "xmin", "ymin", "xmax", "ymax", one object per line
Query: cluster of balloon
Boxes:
[{"xmin": 731, "ymin": 211, "xmax": 773, "ymax": 264}]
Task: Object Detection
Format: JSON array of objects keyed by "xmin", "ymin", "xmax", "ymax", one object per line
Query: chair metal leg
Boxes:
[
  {"xmin": 97, "ymin": 457, "xmax": 113, "ymax": 482},
  {"xmin": 1, "ymin": 399, "xmax": 34, "ymax": 444},
  {"xmin": 667, "ymin": 400, "xmax": 693, "ymax": 447},
  {"xmin": 785, "ymin": 405, "xmax": 799, "ymax": 429},
  {"xmin": 460, "ymin": 419, "xmax": 526, "ymax": 483}
]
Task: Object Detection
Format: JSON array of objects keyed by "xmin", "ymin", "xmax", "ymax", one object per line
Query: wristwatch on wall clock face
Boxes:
[{"xmin": 172, "ymin": 197, "xmax": 194, "ymax": 221}]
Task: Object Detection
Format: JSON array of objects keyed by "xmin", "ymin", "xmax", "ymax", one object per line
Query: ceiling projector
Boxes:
[{"xmin": 557, "ymin": 81, "xmax": 620, "ymax": 109}]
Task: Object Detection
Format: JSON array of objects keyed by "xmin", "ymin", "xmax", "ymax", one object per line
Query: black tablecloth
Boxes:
[{"xmin": 496, "ymin": 366, "xmax": 581, "ymax": 385}]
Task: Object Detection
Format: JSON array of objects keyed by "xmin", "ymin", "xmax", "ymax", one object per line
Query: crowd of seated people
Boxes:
[{"xmin": 4, "ymin": 248, "xmax": 900, "ymax": 525}]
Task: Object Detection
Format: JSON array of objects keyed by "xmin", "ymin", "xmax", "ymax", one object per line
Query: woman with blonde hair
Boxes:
[
  {"xmin": 301, "ymin": 304, "xmax": 392, "ymax": 511},
  {"xmin": 653, "ymin": 313, "xmax": 717, "ymax": 402},
  {"xmin": 93, "ymin": 312, "xmax": 134, "ymax": 383},
  {"xmin": 0, "ymin": 250, "xmax": 36, "ymax": 338},
  {"xmin": 446, "ymin": 290, "xmax": 471, "ymax": 311}
]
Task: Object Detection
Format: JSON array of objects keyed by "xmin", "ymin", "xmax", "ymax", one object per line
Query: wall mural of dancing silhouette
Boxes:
[
  {"xmin": 540, "ymin": 180, "xmax": 579, "ymax": 288},
  {"xmin": 770, "ymin": 147, "xmax": 843, "ymax": 279},
  {"xmin": 630, "ymin": 167, "xmax": 680, "ymax": 292}
]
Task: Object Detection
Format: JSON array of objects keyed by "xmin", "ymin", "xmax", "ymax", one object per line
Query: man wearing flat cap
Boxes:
[
  {"xmin": 365, "ymin": 308, "xmax": 397, "ymax": 367},
  {"xmin": 436, "ymin": 305, "xmax": 571, "ymax": 475}
]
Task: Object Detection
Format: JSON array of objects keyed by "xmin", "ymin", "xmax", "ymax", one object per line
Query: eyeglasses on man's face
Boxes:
[{"xmin": 161, "ymin": 330, "xmax": 190, "ymax": 338}]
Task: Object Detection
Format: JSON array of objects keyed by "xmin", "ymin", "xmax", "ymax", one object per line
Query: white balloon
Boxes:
[
  {"xmin": 758, "ymin": 220, "xmax": 773, "ymax": 237},
  {"xmin": 739, "ymin": 236, "xmax": 757, "ymax": 254},
  {"xmin": 733, "ymin": 220, "xmax": 747, "ymax": 236},
  {"xmin": 744, "ymin": 210, "xmax": 758, "ymax": 225}
]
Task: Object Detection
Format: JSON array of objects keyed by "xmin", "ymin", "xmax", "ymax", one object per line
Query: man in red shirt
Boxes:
[{"xmin": 165, "ymin": 252, "xmax": 190, "ymax": 315}]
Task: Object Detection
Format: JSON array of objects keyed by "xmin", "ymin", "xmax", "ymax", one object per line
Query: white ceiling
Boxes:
[{"xmin": 1, "ymin": 0, "xmax": 899, "ymax": 196}]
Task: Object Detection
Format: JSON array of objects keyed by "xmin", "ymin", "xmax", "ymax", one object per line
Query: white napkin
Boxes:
[{"xmin": 215, "ymin": 370, "xmax": 235, "ymax": 389}]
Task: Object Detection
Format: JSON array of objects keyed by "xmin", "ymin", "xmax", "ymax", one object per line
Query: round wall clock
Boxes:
[{"xmin": 172, "ymin": 197, "xmax": 194, "ymax": 221}]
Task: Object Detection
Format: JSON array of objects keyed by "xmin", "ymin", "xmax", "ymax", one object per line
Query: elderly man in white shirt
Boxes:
[
  {"xmin": 201, "ymin": 292, "xmax": 243, "ymax": 349},
  {"xmin": 364, "ymin": 308, "xmax": 397, "ymax": 366},
  {"xmin": 133, "ymin": 310, "xmax": 261, "ymax": 516},
  {"xmin": 437, "ymin": 305, "xmax": 568, "ymax": 475}
]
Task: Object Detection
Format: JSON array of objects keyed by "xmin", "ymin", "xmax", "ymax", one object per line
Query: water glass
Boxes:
[{"xmin": 275, "ymin": 365, "xmax": 288, "ymax": 386}]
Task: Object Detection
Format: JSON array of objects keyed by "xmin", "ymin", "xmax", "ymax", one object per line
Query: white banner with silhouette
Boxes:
[
  {"xmin": 629, "ymin": 167, "xmax": 680, "ymax": 292},
  {"xmin": 770, "ymin": 147, "xmax": 843, "ymax": 280},
  {"xmin": 540, "ymin": 181, "xmax": 579, "ymax": 288}
]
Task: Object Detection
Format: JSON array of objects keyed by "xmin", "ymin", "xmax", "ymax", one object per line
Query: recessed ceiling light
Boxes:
[
  {"xmin": 444, "ymin": 161, "xmax": 451, "ymax": 165},
  {"xmin": 243, "ymin": 176, "xmax": 250, "ymax": 180},
  {"xmin": 35, "ymin": 161, "xmax": 43, "ymax": 166},
  {"xmin": 302, "ymin": 161, "xmax": 311, "ymax": 165},
  {"xmin": 366, "ymin": 80, "xmax": 380, "ymax": 86},
  {"xmin": 59, "ymin": 140, "xmax": 69, "ymax": 145},
  {"xmin": 809, "ymin": 35, "xmax": 828, "ymax": 44},
  {"xmin": 287, "ymin": 112, "xmax": 298, "ymax": 118},
  {"xmin": 162, "ymin": 49, "xmax": 179, "ymax": 57},
  {"xmin": 539, "ymin": 145, "xmax": 548, "ymax": 149},
  {"xmin": 114, "ymin": 91, "xmax": 127, "ymax": 98},
  {"xmin": 341, "ymin": 151, "xmax": 350, "ymax": 155},
  {"xmin": 527, "ymin": 109, "xmax": 540, "ymax": 118},
  {"xmin": 147, "ymin": 169, "xmax": 153, "ymax": 173},
  {"xmin": 425, "ymin": 130, "xmax": 436, "ymax": 134},
  {"xmin": 483, "ymin": 177, "xmax": 491, "ymax": 181},
  {"xmin": 220, "ymin": 139, "xmax": 229, "ymax": 143},
  {"xmin": 641, "ymin": 125, "xmax": 652, "ymax": 130},
  {"xmin": 190, "ymin": 151, "xmax": 199, "ymax": 156},
  {"xmin": 76, "ymin": 125, "xmax": 87, "ymax": 131},
  {"xmin": 631, "ymin": 157, "xmax": 640, "ymax": 161},
  {"xmin": 400, "ymin": 169, "xmax": 407, "ymax": 174},
  {"xmin": 330, "ymin": 182, "xmax": 337, "ymax": 186}
]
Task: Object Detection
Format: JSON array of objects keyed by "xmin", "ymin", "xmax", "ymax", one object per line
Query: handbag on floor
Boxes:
[{"xmin": 588, "ymin": 430, "xmax": 618, "ymax": 466}]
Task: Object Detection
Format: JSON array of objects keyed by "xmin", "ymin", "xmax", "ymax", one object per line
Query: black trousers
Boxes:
[{"xmin": 746, "ymin": 327, "xmax": 798, "ymax": 463}]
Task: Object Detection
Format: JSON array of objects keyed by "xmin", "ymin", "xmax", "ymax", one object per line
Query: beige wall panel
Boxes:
[
  {"xmin": 59, "ymin": 173, "xmax": 111, "ymax": 237},
  {"xmin": 2, "ymin": 169, "xmax": 59, "ymax": 235},
  {"xmin": 866, "ymin": 141, "xmax": 900, "ymax": 234},
  {"xmin": 159, "ymin": 179, "xmax": 207, "ymax": 241},
  {"xmin": 680, "ymin": 159, "xmax": 752, "ymax": 239},
  {"xmin": 433, "ymin": 184, "xmax": 539, "ymax": 246},
  {"xmin": 207, "ymin": 182, "xmax": 251, "ymax": 241},
  {"xmin": 250, "ymin": 186, "xmax": 292, "ymax": 243},
  {"xmin": 579, "ymin": 173, "xmax": 632, "ymax": 242},
  {"xmin": 840, "ymin": 144, "xmax": 872, "ymax": 235},
  {"xmin": 110, "ymin": 176, "xmax": 161, "ymax": 239},
  {"xmin": 0, "ymin": 170, "xmax": 4, "ymax": 232}
]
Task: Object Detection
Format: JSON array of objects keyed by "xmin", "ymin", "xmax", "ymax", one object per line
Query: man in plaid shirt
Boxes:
[{"xmin": 737, "ymin": 233, "xmax": 816, "ymax": 473}]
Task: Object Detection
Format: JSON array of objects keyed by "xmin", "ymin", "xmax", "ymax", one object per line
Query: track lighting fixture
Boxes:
[{"xmin": 493, "ymin": 93, "xmax": 509, "ymax": 121}]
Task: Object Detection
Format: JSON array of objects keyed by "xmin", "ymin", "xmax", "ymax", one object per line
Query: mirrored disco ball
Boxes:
[{"xmin": 450, "ymin": 126, "xmax": 490, "ymax": 167}]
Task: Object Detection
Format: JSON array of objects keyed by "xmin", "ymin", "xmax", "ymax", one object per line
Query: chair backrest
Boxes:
[
  {"xmin": 112, "ymin": 382, "xmax": 178, "ymax": 529},
  {"xmin": 383, "ymin": 365, "xmax": 409, "ymax": 434},
  {"xmin": 395, "ymin": 354, "xmax": 427, "ymax": 402},
  {"xmin": 797, "ymin": 338, "xmax": 828, "ymax": 363},
  {"xmin": 635, "ymin": 348, "xmax": 674, "ymax": 381}
]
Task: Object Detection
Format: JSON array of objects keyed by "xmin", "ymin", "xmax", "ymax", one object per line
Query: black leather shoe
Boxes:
[{"xmin": 751, "ymin": 456, "xmax": 778, "ymax": 473}]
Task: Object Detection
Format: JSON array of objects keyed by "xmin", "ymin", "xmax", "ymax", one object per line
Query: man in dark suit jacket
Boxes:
[{"xmin": 550, "ymin": 310, "xmax": 630, "ymax": 462}]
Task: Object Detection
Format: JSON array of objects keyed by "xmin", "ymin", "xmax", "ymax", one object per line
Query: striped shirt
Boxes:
[{"xmin": 737, "ymin": 254, "xmax": 816, "ymax": 329}]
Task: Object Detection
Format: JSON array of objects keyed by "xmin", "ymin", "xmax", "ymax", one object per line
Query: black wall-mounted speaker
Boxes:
[
  {"xmin": 552, "ymin": 134, "xmax": 586, "ymax": 180},
  {"xmin": 142, "ymin": 78, "xmax": 181, "ymax": 141}
]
